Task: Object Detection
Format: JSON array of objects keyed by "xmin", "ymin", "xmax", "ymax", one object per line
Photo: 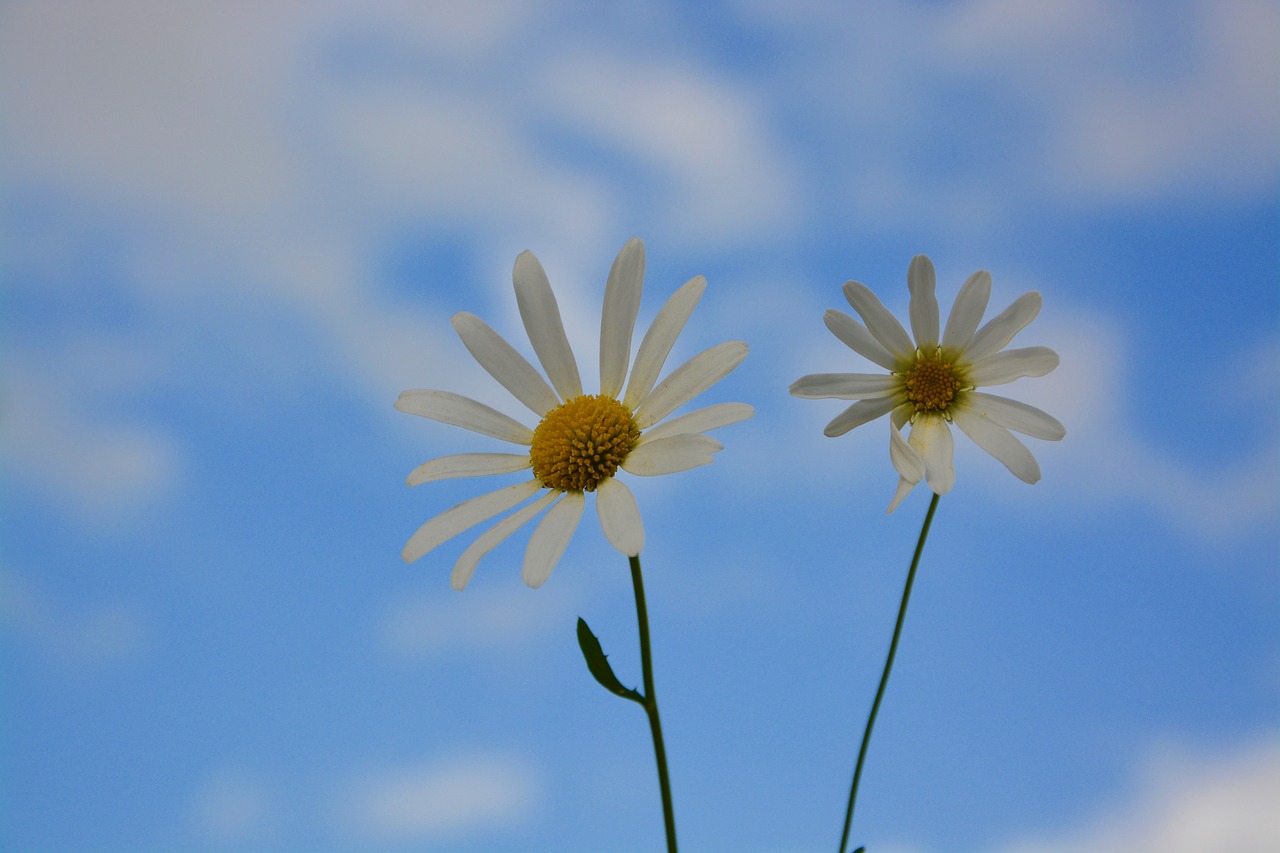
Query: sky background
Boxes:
[{"xmin": 2, "ymin": 2, "xmax": 1278, "ymax": 852}]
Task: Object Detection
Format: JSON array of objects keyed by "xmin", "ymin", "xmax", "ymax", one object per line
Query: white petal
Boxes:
[
  {"xmin": 632, "ymin": 341, "xmax": 748, "ymax": 429},
  {"xmin": 621, "ymin": 433, "xmax": 722, "ymax": 476},
  {"xmin": 967, "ymin": 346, "xmax": 1060, "ymax": 386},
  {"xmin": 789, "ymin": 373, "xmax": 900, "ymax": 400},
  {"xmin": 963, "ymin": 392, "xmax": 1065, "ymax": 440},
  {"xmin": 822, "ymin": 397, "xmax": 898, "ymax": 437},
  {"xmin": 451, "ymin": 491, "xmax": 558, "ymax": 590},
  {"xmin": 941, "ymin": 270, "xmax": 992, "ymax": 351},
  {"xmin": 395, "ymin": 390, "xmax": 534, "ymax": 445},
  {"xmin": 842, "ymin": 280, "xmax": 914, "ymax": 360},
  {"xmin": 910, "ymin": 415, "xmax": 955, "ymax": 495},
  {"xmin": 886, "ymin": 476, "xmax": 917, "ymax": 513},
  {"xmin": 824, "ymin": 309, "xmax": 899, "ymax": 370},
  {"xmin": 407, "ymin": 452, "xmax": 531, "ymax": 486},
  {"xmin": 907, "ymin": 255, "xmax": 939, "ymax": 349},
  {"xmin": 624, "ymin": 275, "xmax": 706, "ymax": 409},
  {"xmin": 402, "ymin": 479, "xmax": 543, "ymax": 563},
  {"xmin": 952, "ymin": 409, "xmax": 1042, "ymax": 484},
  {"xmin": 596, "ymin": 477, "xmax": 644, "ymax": 556},
  {"xmin": 638, "ymin": 402, "xmax": 753, "ymax": 445},
  {"xmin": 522, "ymin": 491, "xmax": 585, "ymax": 588},
  {"xmin": 964, "ymin": 291, "xmax": 1042, "ymax": 362},
  {"xmin": 889, "ymin": 423, "xmax": 925, "ymax": 483},
  {"xmin": 451, "ymin": 312, "xmax": 560, "ymax": 416},
  {"xmin": 513, "ymin": 250, "xmax": 583, "ymax": 400},
  {"xmin": 599, "ymin": 238, "xmax": 645, "ymax": 399}
]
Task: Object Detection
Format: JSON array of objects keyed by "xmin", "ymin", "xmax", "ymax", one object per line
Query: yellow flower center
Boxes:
[
  {"xmin": 902, "ymin": 351, "xmax": 966, "ymax": 414},
  {"xmin": 530, "ymin": 394, "xmax": 640, "ymax": 492}
]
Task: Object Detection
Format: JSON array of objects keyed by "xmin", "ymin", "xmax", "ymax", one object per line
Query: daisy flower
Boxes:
[
  {"xmin": 397, "ymin": 238, "xmax": 752, "ymax": 589},
  {"xmin": 790, "ymin": 255, "xmax": 1065, "ymax": 512}
]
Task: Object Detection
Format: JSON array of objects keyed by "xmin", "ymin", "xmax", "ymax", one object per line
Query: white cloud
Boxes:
[
  {"xmin": 190, "ymin": 766, "xmax": 277, "ymax": 844},
  {"xmin": 342, "ymin": 753, "xmax": 539, "ymax": 841},
  {"xmin": 744, "ymin": 0, "xmax": 1278, "ymax": 224},
  {"xmin": 380, "ymin": 583, "xmax": 577, "ymax": 658},
  {"xmin": 0, "ymin": 1, "xmax": 305, "ymax": 223},
  {"xmin": 937, "ymin": 0, "xmax": 1280, "ymax": 203},
  {"xmin": 357, "ymin": 0, "xmax": 541, "ymax": 62},
  {"xmin": 2, "ymin": 363, "xmax": 182, "ymax": 526},
  {"xmin": 996, "ymin": 737, "xmax": 1280, "ymax": 853},
  {"xmin": 0, "ymin": 569, "xmax": 150, "ymax": 666},
  {"xmin": 1024, "ymin": 311, "xmax": 1280, "ymax": 540},
  {"xmin": 537, "ymin": 51, "xmax": 803, "ymax": 243}
]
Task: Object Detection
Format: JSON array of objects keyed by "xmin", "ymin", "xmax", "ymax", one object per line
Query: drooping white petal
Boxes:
[
  {"xmin": 632, "ymin": 340, "xmax": 748, "ymax": 429},
  {"xmin": 963, "ymin": 392, "xmax": 1066, "ymax": 440},
  {"xmin": 407, "ymin": 452, "xmax": 531, "ymax": 486},
  {"xmin": 621, "ymin": 433, "xmax": 722, "ymax": 476},
  {"xmin": 941, "ymin": 270, "xmax": 992, "ymax": 352},
  {"xmin": 967, "ymin": 346, "xmax": 1060, "ymax": 386},
  {"xmin": 395, "ymin": 390, "xmax": 535, "ymax": 445},
  {"xmin": 450, "ymin": 490, "xmax": 558, "ymax": 590},
  {"xmin": 823, "ymin": 309, "xmax": 899, "ymax": 370},
  {"xmin": 512, "ymin": 250, "xmax": 583, "ymax": 400},
  {"xmin": 451, "ymin": 313, "xmax": 561, "ymax": 416},
  {"xmin": 889, "ymin": 422, "xmax": 925, "ymax": 483},
  {"xmin": 522, "ymin": 491, "xmax": 585, "ymax": 588},
  {"xmin": 886, "ymin": 476, "xmax": 918, "ymax": 513},
  {"xmin": 789, "ymin": 373, "xmax": 900, "ymax": 400},
  {"xmin": 964, "ymin": 291, "xmax": 1043, "ymax": 362},
  {"xmin": 595, "ymin": 477, "xmax": 644, "ymax": 556},
  {"xmin": 907, "ymin": 255, "xmax": 940, "ymax": 349},
  {"xmin": 822, "ymin": 397, "xmax": 898, "ymax": 437},
  {"xmin": 952, "ymin": 409, "xmax": 1042, "ymax": 484},
  {"xmin": 624, "ymin": 275, "xmax": 706, "ymax": 409},
  {"xmin": 842, "ymin": 280, "xmax": 915, "ymax": 360},
  {"xmin": 402, "ymin": 479, "xmax": 543, "ymax": 563},
  {"xmin": 599, "ymin": 238, "xmax": 645, "ymax": 399},
  {"xmin": 910, "ymin": 414, "xmax": 956, "ymax": 495},
  {"xmin": 638, "ymin": 402, "xmax": 754, "ymax": 445}
]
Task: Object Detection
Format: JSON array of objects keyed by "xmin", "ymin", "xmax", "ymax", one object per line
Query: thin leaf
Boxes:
[{"xmin": 576, "ymin": 618, "xmax": 643, "ymax": 704}]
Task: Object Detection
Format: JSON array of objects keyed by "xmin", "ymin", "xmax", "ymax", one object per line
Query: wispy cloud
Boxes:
[
  {"xmin": 380, "ymin": 583, "xmax": 578, "ymax": 658},
  {"xmin": 340, "ymin": 752, "xmax": 539, "ymax": 842},
  {"xmin": 190, "ymin": 766, "xmax": 277, "ymax": 844},
  {"xmin": 0, "ymin": 569, "xmax": 151, "ymax": 666},
  {"xmin": 1024, "ymin": 310, "xmax": 1280, "ymax": 540},
  {"xmin": 998, "ymin": 736, "xmax": 1280, "ymax": 853},
  {"xmin": 937, "ymin": 0, "xmax": 1280, "ymax": 203},
  {"xmin": 536, "ymin": 51, "xmax": 803, "ymax": 244}
]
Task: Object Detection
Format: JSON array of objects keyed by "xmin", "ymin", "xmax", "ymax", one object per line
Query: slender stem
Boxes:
[
  {"xmin": 629, "ymin": 554, "xmax": 678, "ymax": 853},
  {"xmin": 838, "ymin": 493, "xmax": 941, "ymax": 853}
]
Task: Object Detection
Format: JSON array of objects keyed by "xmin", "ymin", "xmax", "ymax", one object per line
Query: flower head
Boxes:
[
  {"xmin": 397, "ymin": 238, "xmax": 752, "ymax": 588},
  {"xmin": 790, "ymin": 255, "xmax": 1065, "ymax": 512}
]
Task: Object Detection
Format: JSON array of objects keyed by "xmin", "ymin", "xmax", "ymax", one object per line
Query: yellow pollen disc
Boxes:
[
  {"xmin": 530, "ymin": 394, "xmax": 640, "ymax": 492},
  {"xmin": 902, "ymin": 352, "xmax": 965, "ymax": 414}
]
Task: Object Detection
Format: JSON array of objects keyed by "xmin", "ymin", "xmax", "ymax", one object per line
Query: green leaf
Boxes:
[{"xmin": 576, "ymin": 617, "xmax": 643, "ymax": 704}]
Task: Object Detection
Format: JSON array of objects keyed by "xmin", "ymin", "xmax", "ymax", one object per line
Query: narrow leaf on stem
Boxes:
[{"xmin": 576, "ymin": 617, "xmax": 643, "ymax": 704}]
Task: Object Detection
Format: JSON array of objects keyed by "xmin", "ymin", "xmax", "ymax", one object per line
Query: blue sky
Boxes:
[{"xmin": 2, "ymin": 2, "xmax": 1277, "ymax": 852}]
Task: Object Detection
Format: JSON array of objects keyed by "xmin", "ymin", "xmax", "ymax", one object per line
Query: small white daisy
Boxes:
[
  {"xmin": 790, "ymin": 255, "xmax": 1065, "ymax": 511},
  {"xmin": 397, "ymin": 238, "xmax": 752, "ymax": 589}
]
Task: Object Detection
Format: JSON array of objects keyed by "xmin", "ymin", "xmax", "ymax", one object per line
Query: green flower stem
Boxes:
[
  {"xmin": 838, "ymin": 492, "xmax": 941, "ymax": 853},
  {"xmin": 629, "ymin": 554, "xmax": 678, "ymax": 853}
]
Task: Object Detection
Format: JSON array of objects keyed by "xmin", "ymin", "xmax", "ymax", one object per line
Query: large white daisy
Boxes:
[
  {"xmin": 790, "ymin": 255, "xmax": 1065, "ymax": 512},
  {"xmin": 397, "ymin": 238, "xmax": 752, "ymax": 589}
]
